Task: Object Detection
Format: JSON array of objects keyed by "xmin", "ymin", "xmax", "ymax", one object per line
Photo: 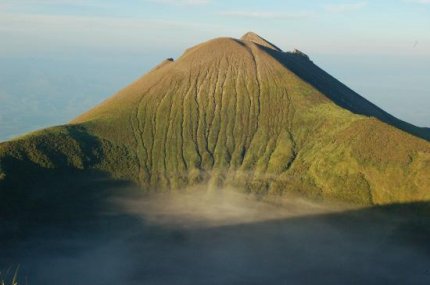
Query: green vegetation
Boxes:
[
  {"xmin": 1, "ymin": 266, "xmax": 20, "ymax": 285},
  {"xmin": 1, "ymin": 33, "xmax": 429, "ymax": 210}
]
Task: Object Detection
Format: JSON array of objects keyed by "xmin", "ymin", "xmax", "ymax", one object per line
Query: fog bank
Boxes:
[{"xmin": 1, "ymin": 185, "xmax": 429, "ymax": 285}]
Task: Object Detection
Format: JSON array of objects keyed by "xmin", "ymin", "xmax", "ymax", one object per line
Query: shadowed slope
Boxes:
[
  {"xmin": 265, "ymin": 48, "xmax": 430, "ymax": 140},
  {"xmin": 1, "ymin": 33, "xmax": 429, "ymax": 207}
]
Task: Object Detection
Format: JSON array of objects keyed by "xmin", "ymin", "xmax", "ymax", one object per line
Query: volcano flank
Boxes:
[{"xmin": 1, "ymin": 32, "xmax": 429, "ymax": 210}]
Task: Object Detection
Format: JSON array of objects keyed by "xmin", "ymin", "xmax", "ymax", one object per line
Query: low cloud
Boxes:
[{"xmin": 113, "ymin": 186, "xmax": 345, "ymax": 228}]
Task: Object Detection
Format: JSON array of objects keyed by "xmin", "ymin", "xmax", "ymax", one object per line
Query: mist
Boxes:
[
  {"xmin": 1, "ymin": 180, "xmax": 429, "ymax": 285},
  {"xmin": 114, "ymin": 186, "xmax": 351, "ymax": 228}
]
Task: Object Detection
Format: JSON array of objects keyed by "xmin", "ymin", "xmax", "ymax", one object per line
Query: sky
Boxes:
[{"xmin": 0, "ymin": 0, "xmax": 429, "ymax": 140}]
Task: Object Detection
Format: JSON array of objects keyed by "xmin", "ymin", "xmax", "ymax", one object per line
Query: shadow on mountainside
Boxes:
[
  {"xmin": 261, "ymin": 46, "xmax": 430, "ymax": 141},
  {"xmin": 1, "ymin": 171, "xmax": 429, "ymax": 285},
  {"xmin": 0, "ymin": 124, "xmax": 131, "ymax": 220}
]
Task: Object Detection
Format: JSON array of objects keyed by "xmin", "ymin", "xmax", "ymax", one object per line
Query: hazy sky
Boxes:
[
  {"xmin": 0, "ymin": 0, "xmax": 429, "ymax": 140},
  {"xmin": 1, "ymin": 0, "xmax": 430, "ymax": 55}
]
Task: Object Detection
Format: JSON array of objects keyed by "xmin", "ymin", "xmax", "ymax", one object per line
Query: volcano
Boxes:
[{"xmin": 1, "ymin": 32, "xmax": 429, "ymax": 210}]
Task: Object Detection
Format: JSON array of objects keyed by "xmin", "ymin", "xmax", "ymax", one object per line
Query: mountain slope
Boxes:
[
  {"xmin": 1, "ymin": 33, "xmax": 429, "ymax": 209},
  {"xmin": 267, "ymin": 47, "xmax": 430, "ymax": 141}
]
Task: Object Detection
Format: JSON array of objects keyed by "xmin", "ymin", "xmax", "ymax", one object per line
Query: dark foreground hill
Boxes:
[{"xmin": 0, "ymin": 32, "xmax": 429, "ymax": 211}]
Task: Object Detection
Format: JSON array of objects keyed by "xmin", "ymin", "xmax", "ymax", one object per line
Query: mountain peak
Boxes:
[
  {"xmin": 1, "ymin": 32, "xmax": 429, "ymax": 210},
  {"xmin": 240, "ymin": 32, "xmax": 282, "ymax": 52}
]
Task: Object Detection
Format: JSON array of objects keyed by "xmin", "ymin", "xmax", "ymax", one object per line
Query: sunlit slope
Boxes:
[{"xmin": 1, "ymin": 33, "xmax": 429, "ymax": 205}]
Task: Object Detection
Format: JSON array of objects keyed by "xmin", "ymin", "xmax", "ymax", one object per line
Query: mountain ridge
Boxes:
[{"xmin": 240, "ymin": 31, "xmax": 283, "ymax": 52}]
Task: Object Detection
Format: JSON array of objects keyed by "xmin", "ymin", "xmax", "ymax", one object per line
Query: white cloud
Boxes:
[
  {"xmin": 0, "ymin": 12, "xmax": 224, "ymax": 54},
  {"xmin": 406, "ymin": 0, "xmax": 430, "ymax": 4},
  {"xmin": 1, "ymin": 0, "xmax": 112, "ymax": 10},
  {"xmin": 148, "ymin": 0, "xmax": 210, "ymax": 5},
  {"xmin": 325, "ymin": 2, "xmax": 367, "ymax": 13},
  {"xmin": 219, "ymin": 11, "xmax": 313, "ymax": 19},
  {"xmin": 2, "ymin": 0, "xmax": 98, "ymax": 6}
]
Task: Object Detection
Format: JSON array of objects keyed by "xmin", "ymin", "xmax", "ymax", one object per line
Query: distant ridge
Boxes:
[{"xmin": 1, "ymin": 32, "xmax": 429, "ymax": 213}]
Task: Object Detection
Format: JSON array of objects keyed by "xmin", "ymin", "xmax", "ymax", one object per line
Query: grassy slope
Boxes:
[{"xmin": 1, "ymin": 36, "xmax": 429, "ymax": 207}]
